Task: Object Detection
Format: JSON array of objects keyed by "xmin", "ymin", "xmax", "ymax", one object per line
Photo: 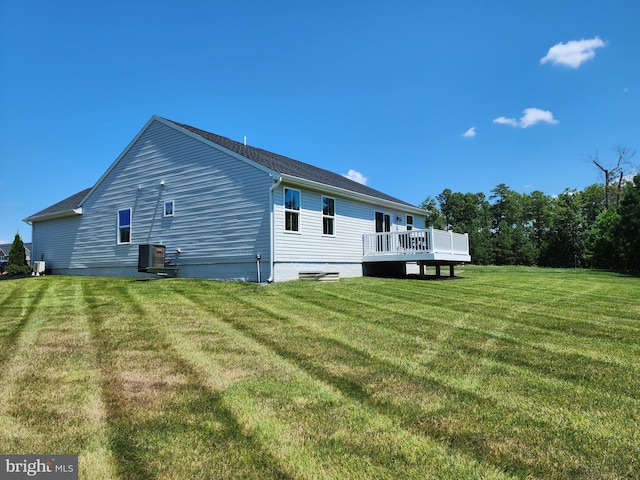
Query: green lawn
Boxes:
[{"xmin": 0, "ymin": 267, "xmax": 638, "ymax": 479}]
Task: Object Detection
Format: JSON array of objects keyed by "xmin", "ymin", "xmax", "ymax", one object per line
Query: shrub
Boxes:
[{"xmin": 5, "ymin": 233, "xmax": 32, "ymax": 276}]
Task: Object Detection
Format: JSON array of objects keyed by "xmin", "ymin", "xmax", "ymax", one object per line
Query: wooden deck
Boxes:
[{"xmin": 362, "ymin": 228, "xmax": 470, "ymax": 277}]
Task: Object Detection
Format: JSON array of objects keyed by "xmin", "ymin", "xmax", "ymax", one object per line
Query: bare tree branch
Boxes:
[{"xmin": 590, "ymin": 146, "xmax": 637, "ymax": 208}]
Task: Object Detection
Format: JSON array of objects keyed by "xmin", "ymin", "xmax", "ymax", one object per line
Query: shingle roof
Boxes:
[
  {"xmin": 167, "ymin": 119, "xmax": 414, "ymax": 207},
  {"xmin": 0, "ymin": 243, "xmax": 31, "ymax": 255},
  {"xmin": 27, "ymin": 117, "xmax": 418, "ymax": 221},
  {"xmin": 26, "ymin": 188, "xmax": 91, "ymax": 220}
]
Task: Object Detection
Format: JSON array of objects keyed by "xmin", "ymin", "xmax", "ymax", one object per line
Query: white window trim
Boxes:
[
  {"xmin": 164, "ymin": 200, "xmax": 175, "ymax": 217},
  {"xmin": 322, "ymin": 195, "xmax": 336, "ymax": 236},
  {"xmin": 284, "ymin": 188, "xmax": 301, "ymax": 233},
  {"xmin": 117, "ymin": 208, "xmax": 132, "ymax": 245}
]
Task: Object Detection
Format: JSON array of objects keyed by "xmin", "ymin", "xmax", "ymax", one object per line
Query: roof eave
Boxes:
[
  {"xmin": 24, "ymin": 207, "xmax": 83, "ymax": 224},
  {"xmin": 279, "ymin": 174, "xmax": 425, "ymax": 215},
  {"xmin": 159, "ymin": 118, "xmax": 425, "ymax": 215}
]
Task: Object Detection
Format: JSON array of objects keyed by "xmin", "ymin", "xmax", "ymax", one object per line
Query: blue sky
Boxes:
[{"xmin": 1, "ymin": 0, "xmax": 638, "ymax": 244}]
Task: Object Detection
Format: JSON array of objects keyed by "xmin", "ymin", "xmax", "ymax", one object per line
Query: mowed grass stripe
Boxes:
[
  {"xmin": 1, "ymin": 269, "xmax": 638, "ymax": 479},
  {"xmin": 270, "ymin": 279, "xmax": 638, "ymax": 413},
  {"xmin": 83, "ymin": 278, "xmax": 290, "ymax": 480},
  {"xmin": 450, "ymin": 268, "xmax": 640, "ymax": 326},
  {"xmin": 299, "ymin": 277, "xmax": 640, "ymax": 408},
  {"xmin": 211, "ymin": 282, "xmax": 638, "ymax": 478},
  {"xmin": 173, "ymin": 282, "xmax": 576, "ymax": 478},
  {"xmin": 0, "ymin": 277, "xmax": 117, "ymax": 479},
  {"xmin": 0, "ymin": 280, "xmax": 53, "ymax": 448},
  {"xmin": 0, "ymin": 279, "xmax": 50, "ymax": 368},
  {"xmin": 382, "ymin": 273, "xmax": 640, "ymax": 336},
  {"xmin": 159, "ymin": 281, "xmax": 511, "ymax": 479},
  {"xmin": 308, "ymin": 283, "xmax": 636, "ymax": 375},
  {"xmin": 318, "ymin": 278, "xmax": 640, "ymax": 378}
]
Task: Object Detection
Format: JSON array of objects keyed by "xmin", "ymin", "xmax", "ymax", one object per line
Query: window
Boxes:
[
  {"xmin": 117, "ymin": 208, "xmax": 131, "ymax": 244},
  {"xmin": 164, "ymin": 200, "xmax": 174, "ymax": 217},
  {"xmin": 284, "ymin": 188, "xmax": 300, "ymax": 232},
  {"xmin": 322, "ymin": 196, "xmax": 335, "ymax": 235},
  {"xmin": 407, "ymin": 215, "xmax": 414, "ymax": 231}
]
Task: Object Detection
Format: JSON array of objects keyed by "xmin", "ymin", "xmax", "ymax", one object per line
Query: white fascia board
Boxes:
[
  {"xmin": 24, "ymin": 207, "xmax": 83, "ymax": 223},
  {"xmin": 279, "ymin": 174, "xmax": 426, "ymax": 215}
]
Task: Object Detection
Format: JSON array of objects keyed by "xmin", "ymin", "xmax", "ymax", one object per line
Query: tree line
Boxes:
[{"xmin": 420, "ymin": 151, "xmax": 639, "ymax": 272}]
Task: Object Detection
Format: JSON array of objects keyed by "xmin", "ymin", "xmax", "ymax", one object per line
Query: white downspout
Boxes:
[{"xmin": 268, "ymin": 176, "xmax": 283, "ymax": 282}]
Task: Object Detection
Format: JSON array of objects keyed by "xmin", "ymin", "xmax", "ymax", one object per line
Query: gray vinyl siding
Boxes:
[
  {"xmin": 31, "ymin": 215, "xmax": 83, "ymax": 271},
  {"xmin": 30, "ymin": 117, "xmax": 427, "ymax": 281},
  {"xmin": 273, "ymin": 184, "xmax": 423, "ymax": 265},
  {"xmin": 34, "ymin": 119, "xmax": 271, "ymax": 280}
]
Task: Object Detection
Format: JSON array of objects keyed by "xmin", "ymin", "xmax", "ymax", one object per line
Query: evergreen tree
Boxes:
[
  {"xmin": 419, "ymin": 168, "xmax": 635, "ymax": 270},
  {"xmin": 464, "ymin": 193, "xmax": 493, "ymax": 264},
  {"xmin": 436, "ymin": 189, "xmax": 454, "ymax": 230},
  {"xmin": 581, "ymin": 183, "xmax": 607, "ymax": 227},
  {"xmin": 617, "ymin": 175, "xmax": 640, "ymax": 271},
  {"xmin": 433, "ymin": 189, "xmax": 493, "ymax": 263},
  {"xmin": 586, "ymin": 208, "xmax": 623, "ymax": 270},
  {"xmin": 540, "ymin": 190, "xmax": 586, "ymax": 267},
  {"xmin": 489, "ymin": 184, "xmax": 537, "ymax": 265},
  {"xmin": 419, "ymin": 196, "xmax": 445, "ymax": 229},
  {"xmin": 524, "ymin": 190, "xmax": 553, "ymax": 265},
  {"xmin": 6, "ymin": 233, "xmax": 31, "ymax": 276}
]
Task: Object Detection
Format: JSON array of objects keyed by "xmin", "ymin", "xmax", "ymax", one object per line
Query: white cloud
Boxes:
[
  {"xmin": 493, "ymin": 116, "xmax": 518, "ymax": 127},
  {"xmin": 520, "ymin": 108, "xmax": 559, "ymax": 127},
  {"xmin": 493, "ymin": 108, "xmax": 558, "ymax": 128},
  {"xmin": 540, "ymin": 37, "xmax": 606, "ymax": 68},
  {"xmin": 343, "ymin": 169, "xmax": 368, "ymax": 185},
  {"xmin": 462, "ymin": 127, "xmax": 476, "ymax": 138}
]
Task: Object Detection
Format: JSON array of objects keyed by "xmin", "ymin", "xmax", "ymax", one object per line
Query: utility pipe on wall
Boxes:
[
  {"xmin": 256, "ymin": 254, "xmax": 261, "ymax": 283},
  {"xmin": 268, "ymin": 176, "xmax": 283, "ymax": 283}
]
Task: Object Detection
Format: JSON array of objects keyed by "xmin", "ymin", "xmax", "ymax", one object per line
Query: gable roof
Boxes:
[
  {"xmin": 164, "ymin": 118, "xmax": 416, "ymax": 208},
  {"xmin": 24, "ymin": 188, "xmax": 91, "ymax": 222},
  {"xmin": 0, "ymin": 243, "xmax": 32, "ymax": 257},
  {"xmin": 25, "ymin": 116, "xmax": 423, "ymax": 222}
]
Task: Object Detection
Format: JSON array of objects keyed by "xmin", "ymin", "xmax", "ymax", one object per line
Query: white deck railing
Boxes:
[{"xmin": 363, "ymin": 228, "xmax": 469, "ymax": 259}]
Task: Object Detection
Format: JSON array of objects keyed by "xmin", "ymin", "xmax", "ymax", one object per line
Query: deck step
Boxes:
[{"xmin": 298, "ymin": 271, "xmax": 339, "ymax": 282}]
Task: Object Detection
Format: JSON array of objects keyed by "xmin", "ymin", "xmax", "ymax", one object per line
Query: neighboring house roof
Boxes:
[
  {"xmin": 24, "ymin": 188, "xmax": 91, "ymax": 222},
  {"xmin": 0, "ymin": 243, "xmax": 32, "ymax": 257},
  {"xmin": 166, "ymin": 118, "xmax": 415, "ymax": 207},
  {"xmin": 25, "ymin": 116, "xmax": 422, "ymax": 222}
]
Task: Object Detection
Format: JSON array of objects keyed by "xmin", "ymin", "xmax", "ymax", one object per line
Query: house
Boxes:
[{"xmin": 24, "ymin": 116, "xmax": 470, "ymax": 281}]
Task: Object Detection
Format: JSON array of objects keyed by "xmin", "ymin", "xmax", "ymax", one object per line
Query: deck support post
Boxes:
[
  {"xmin": 435, "ymin": 264, "xmax": 441, "ymax": 277},
  {"xmin": 450, "ymin": 264, "xmax": 455, "ymax": 277}
]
